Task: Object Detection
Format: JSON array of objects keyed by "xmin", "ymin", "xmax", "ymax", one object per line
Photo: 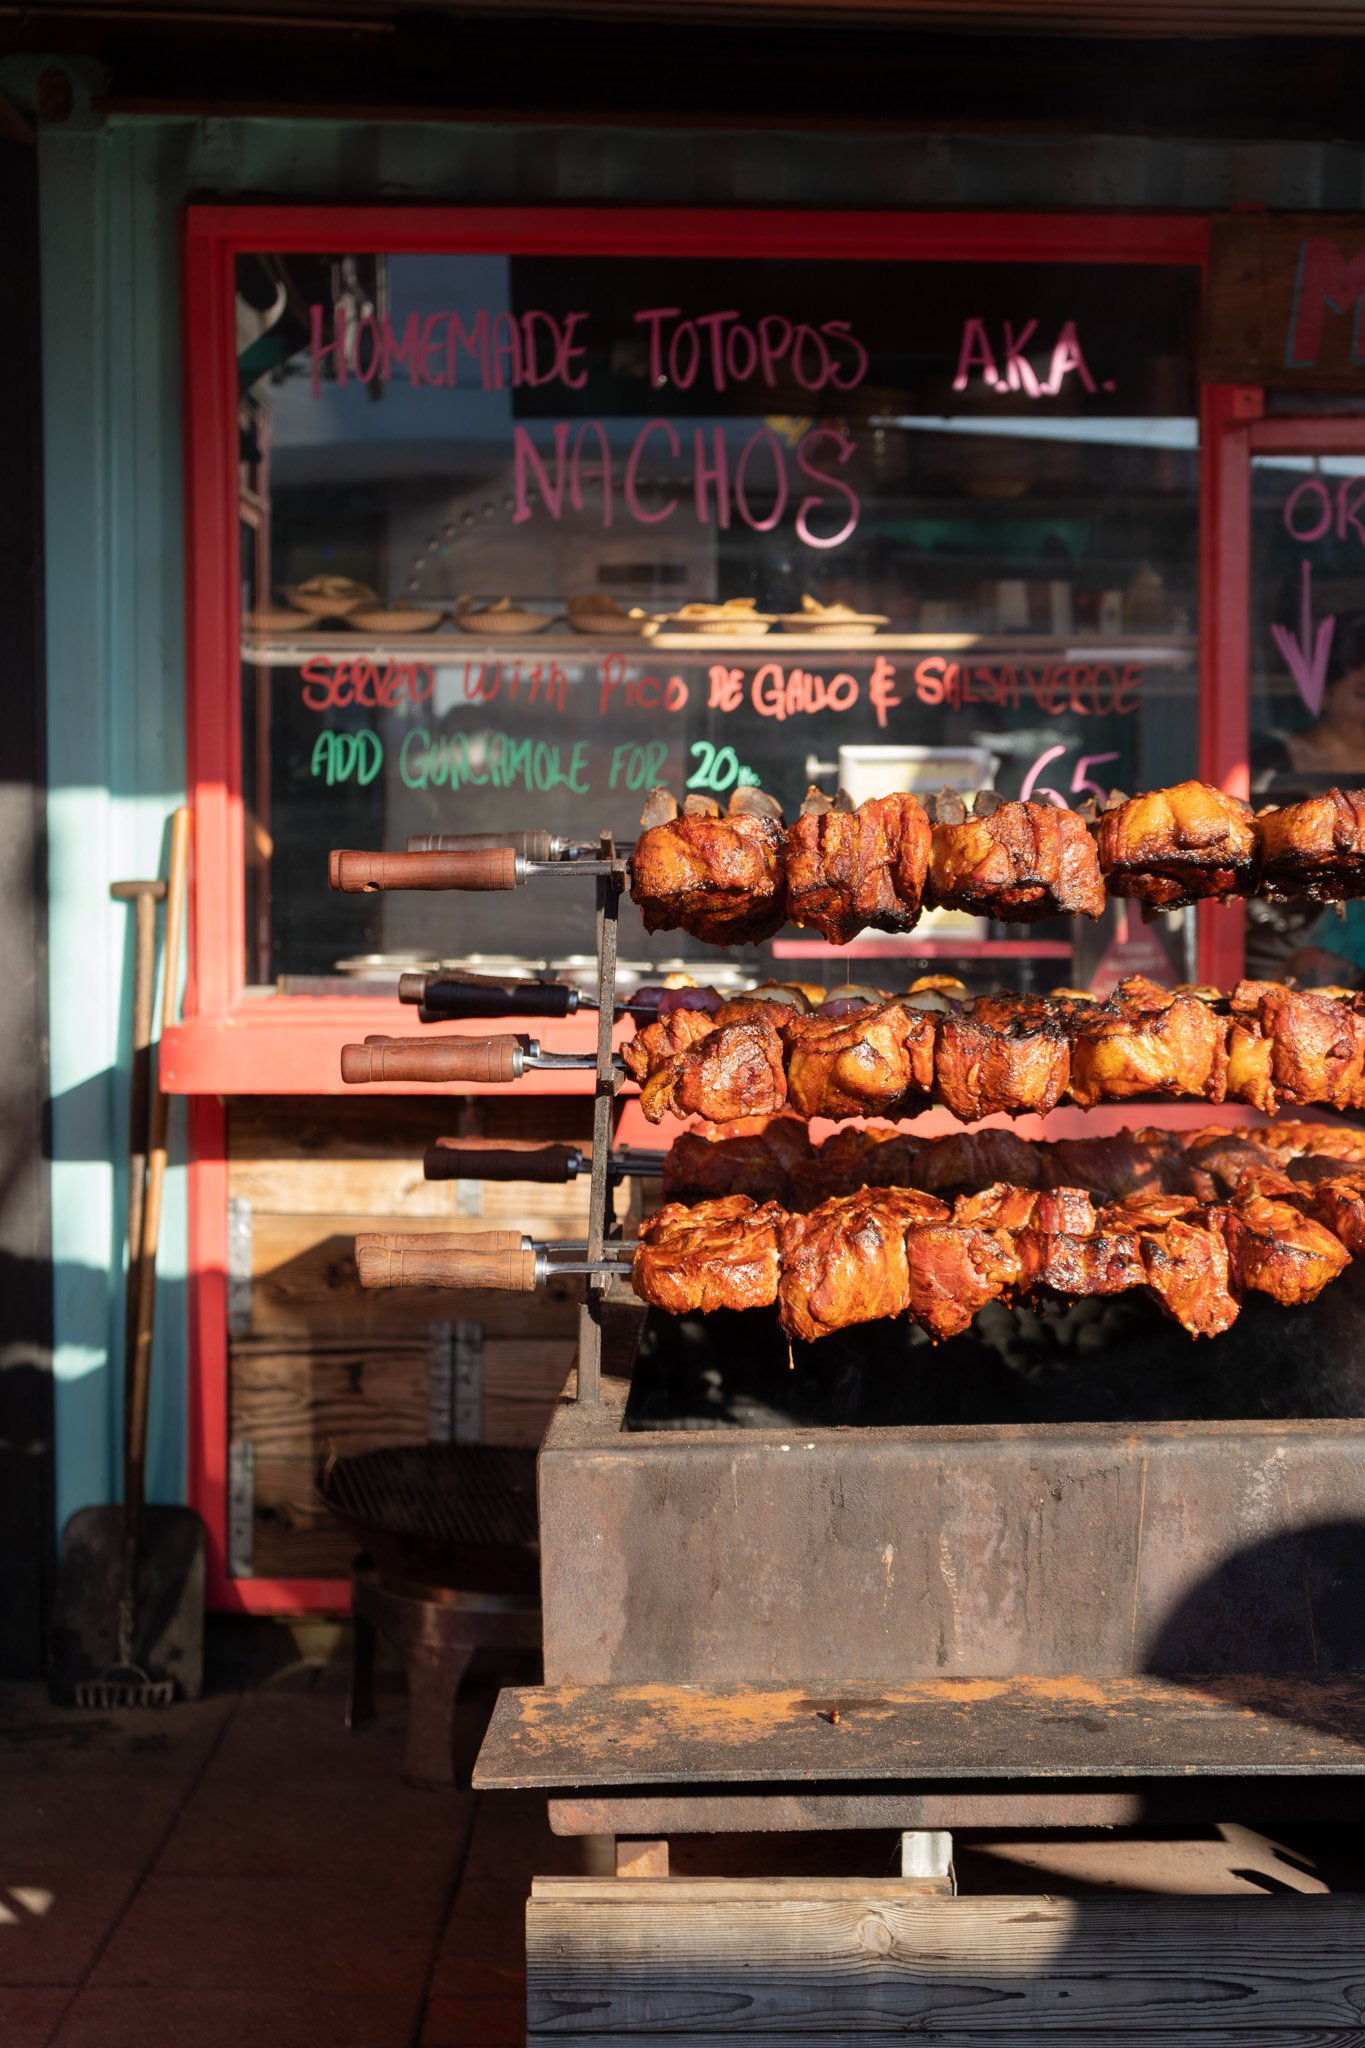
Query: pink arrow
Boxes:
[{"xmin": 1270, "ymin": 559, "xmax": 1336, "ymax": 717}]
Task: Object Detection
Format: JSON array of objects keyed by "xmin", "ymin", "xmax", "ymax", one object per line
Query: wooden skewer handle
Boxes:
[
  {"xmin": 328, "ymin": 847, "xmax": 520, "ymax": 893},
  {"xmin": 341, "ymin": 1034, "xmax": 527, "ymax": 1084},
  {"xmin": 424, "ymin": 1137, "xmax": 583, "ymax": 1183},
  {"xmin": 355, "ymin": 1230, "xmax": 539, "ymax": 1292},
  {"xmin": 407, "ymin": 830, "xmax": 557, "ymax": 862}
]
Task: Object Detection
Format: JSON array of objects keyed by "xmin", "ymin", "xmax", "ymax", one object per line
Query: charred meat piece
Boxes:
[
  {"xmin": 784, "ymin": 1003, "xmax": 935, "ymax": 1121},
  {"xmin": 621, "ymin": 1004, "xmax": 719, "ymax": 1083},
  {"xmin": 1306, "ymin": 1172, "xmax": 1365, "ymax": 1255},
  {"xmin": 1045, "ymin": 1126, "xmax": 1184, "ymax": 1201},
  {"xmin": 904, "ymin": 1219, "xmax": 1023, "ymax": 1341},
  {"xmin": 639, "ymin": 1015, "xmax": 787, "ymax": 1126},
  {"xmin": 777, "ymin": 1187, "xmax": 948, "ymax": 1343},
  {"xmin": 1223, "ymin": 1188, "xmax": 1350, "ymax": 1305},
  {"xmin": 916, "ymin": 1126, "xmax": 1051, "ymax": 1196},
  {"xmin": 953, "ymin": 1183, "xmax": 1096, "ymax": 1234},
  {"xmin": 1225, "ymin": 981, "xmax": 1365, "ymax": 1115},
  {"xmin": 661, "ymin": 1116, "xmax": 812, "ymax": 1206},
  {"xmin": 1098, "ymin": 1194, "xmax": 1239, "ymax": 1337},
  {"xmin": 629, "ymin": 809, "xmax": 786, "ymax": 946},
  {"xmin": 1258, "ymin": 787, "xmax": 1365, "ymax": 902},
  {"xmin": 633, "ymin": 1194, "xmax": 784, "ymax": 1315},
  {"xmin": 1018, "ymin": 1222, "xmax": 1146, "ymax": 1301},
  {"xmin": 1068, "ymin": 976, "xmax": 1229, "ymax": 1107},
  {"xmin": 785, "ymin": 793, "xmax": 932, "ymax": 945},
  {"xmin": 929, "ymin": 800, "xmax": 1105, "ymax": 922},
  {"xmin": 788, "ymin": 1125, "xmax": 919, "ymax": 1209},
  {"xmin": 1179, "ymin": 1124, "xmax": 1281, "ymax": 1200},
  {"xmin": 1095, "ymin": 781, "xmax": 1258, "ymax": 909},
  {"xmin": 934, "ymin": 993, "xmax": 1072, "ymax": 1120},
  {"xmin": 1258, "ymin": 1121, "xmax": 1365, "ymax": 1163}
]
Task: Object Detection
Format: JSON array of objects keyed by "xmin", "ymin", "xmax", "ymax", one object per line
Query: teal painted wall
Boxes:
[{"xmin": 9, "ymin": 58, "xmax": 1365, "ymax": 1532}]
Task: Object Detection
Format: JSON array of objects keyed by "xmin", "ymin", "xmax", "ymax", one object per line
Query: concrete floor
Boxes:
[{"xmin": 0, "ymin": 1639, "xmax": 1352, "ymax": 2047}]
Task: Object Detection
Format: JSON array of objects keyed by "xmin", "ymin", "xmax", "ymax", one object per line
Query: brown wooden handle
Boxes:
[
  {"xmin": 328, "ymin": 847, "xmax": 520, "ymax": 893},
  {"xmin": 407, "ymin": 830, "xmax": 557, "ymax": 862},
  {"xmin": 424, "ymin": 1138, "xmax": 583, "ymax": 1183},
  {"xmin": 355, "ymin": 1230, "xmax": 538, "ymax": 1291},
  {"xmin": 341, "ymin": 1034, "xmax": 527, "ymax": 1084}
]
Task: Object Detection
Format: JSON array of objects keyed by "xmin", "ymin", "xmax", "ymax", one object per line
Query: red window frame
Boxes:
[{"xmin": 180, "ymin": 203, "xmax": 1232, "ymax": 1612}]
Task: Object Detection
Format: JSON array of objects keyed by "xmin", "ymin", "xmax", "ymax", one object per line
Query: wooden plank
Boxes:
[
  {"xmin": 532, "ymin": 2032, "xmax": 1364, "ymax": 2047},
  {"xmin": 229, "ymin": 1093, "xmax": 594, "ymax": 1157},
  {"xmin": 228, "ymin": 1094, "xmax": 596, "ymax": 1222},
  {"xmin": 482, "ymin": 1341, "xmax": 576, "ymax": 1447},
  {"xmin": 531, "ymin": 1879, "xmax": 957, "ymax": 1903},
  {"xmin": 246, "ymin": 1453, "xmax": 353, "ymax": 1579},
  {"xmin": 229, "ymin": 1337, "xmax": 571, "ymax": 1458},
  {"xmin": 230, "ymin": 1343, "xmax": 429, "ymax": 1459},
  {"xmin": 526, "ymin": 1889, "xmax": 1365, "ymax": 2038},
  {"xmin": 248, "ymin": 1211, "xmax": 580, "ymax": 1339},
  {"xmin": 475, "ymin": 1676, "xmax": 1365, "ymax": 1789}
]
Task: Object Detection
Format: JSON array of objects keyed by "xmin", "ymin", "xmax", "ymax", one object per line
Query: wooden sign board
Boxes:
[{"xmin": 1206, "ymin": 213, "xmax": 1365, "ymax": 387}]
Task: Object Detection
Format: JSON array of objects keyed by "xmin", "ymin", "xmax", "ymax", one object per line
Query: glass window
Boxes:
[
  {"xmin": 236, "ymin": 245, "xmax": 1200, "ymax": 993},
  {"xmin": 1249, "ymin": 447, "xmax": 1365, "ymax": 979}
]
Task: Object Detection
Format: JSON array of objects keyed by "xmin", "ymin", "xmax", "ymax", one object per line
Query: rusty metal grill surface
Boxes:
[{"xmin": 320, "ymin": 1445, "xmax": 538, "ymax": 1590}]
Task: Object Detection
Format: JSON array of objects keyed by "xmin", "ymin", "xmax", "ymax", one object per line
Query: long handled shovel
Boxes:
[{"xmin": 51, "ymin": 808, "xmax": 206, "ymax": 1706}]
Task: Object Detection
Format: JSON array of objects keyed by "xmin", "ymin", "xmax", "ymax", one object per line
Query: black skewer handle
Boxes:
[
  {"xmin": 402, "ymin": 971, "xmax": 580, "ymax": 1020},
  {"xmin": 424, "ymin": 1138, "xmax": 585, "ymax": 1183}
]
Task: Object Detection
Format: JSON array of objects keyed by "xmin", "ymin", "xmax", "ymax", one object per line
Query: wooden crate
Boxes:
[
  {"xmin": 225, "ymin": 1096, "xmax": 587, "ymax": 1579},
  {"xmin": 526, "ymin": 1878, "xmax": 1365, "ymax": 2043}
]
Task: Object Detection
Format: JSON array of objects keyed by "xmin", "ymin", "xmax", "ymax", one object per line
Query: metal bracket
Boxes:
[
  {"xmin": 227, "ymin": 1437, "xmax": 255, "ymax": 1577},
  {"xmin": 454, "ymin": 1319, "xmax": 484, "ymax": 1443},
  {"xmin": 226, "ymin": 1196, "xmax": 253, "ymax": 1336},
  {"xmin": 427, "ymin": 1319, "xmax": 454, "ymax": 1440}
]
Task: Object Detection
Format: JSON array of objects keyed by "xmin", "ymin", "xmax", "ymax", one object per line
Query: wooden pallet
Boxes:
[{"xmin": 526, "ymin": 1878, "xmax": 1365, "ymax": 2044}]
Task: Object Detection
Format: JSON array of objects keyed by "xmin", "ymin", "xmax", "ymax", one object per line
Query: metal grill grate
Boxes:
[{"xmin": 321, "ymin": 1445, "xmax": 538, "ymax": 1552}]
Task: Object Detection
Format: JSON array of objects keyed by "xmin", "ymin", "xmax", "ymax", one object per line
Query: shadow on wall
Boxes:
[{"xmin": 1144, "ymin": 1517, "xmax": 1365, "ymax": 1678}]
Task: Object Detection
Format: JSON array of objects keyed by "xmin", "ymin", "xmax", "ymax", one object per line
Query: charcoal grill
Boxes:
[
  {"xmin": 329, "ymin": 823, "xmax": 1365, "ymax": 1839},
  {"xmin": 319, "ymin": 1444, "xmax": 538, "ymax": 1594}
]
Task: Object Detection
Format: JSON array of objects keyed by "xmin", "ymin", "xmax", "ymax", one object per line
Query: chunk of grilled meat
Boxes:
[
  {"xmin": 621, "ymin": 1003, "xmax": 719, "ymax": 1083},
  {"xmin": 776, "ymin": 1187, "xmax": 949, "ymax": 1342},
  {"xmin": 953, "ymin": 1183, "xmax": 1096, "ymax": 1233},
  {"xmin": 1179, "ymin": 1124, "xmax": 1281, "ymax": 1200},
  {"xmin": 785, "ymin": 793, "xmax": 932, "ymax": 945},
  {"xmin": 1223, "ymin": 1188, "xmax": 1350, "ymax": 1305},
  {"xmin": 1258, "ymin": 1121, "xmax": 1365, "ymax": 1163},
  {"xmin": 905, "ymin": 1219, "xmax": 1024, "ymax": 1340},
  {"xmin": 934, "ymin": 992, "xmax": 1072, "ymax": 1120},
  {"xmin": 784, "ymin": 1003, "xmax": 935, "ymax": 1121},
  {"xmin": 1225, "ymin": 981, "xmax": 1365, "ymax": 1115},
  {"xmin": 1097, "ymin": 1193, "xmax": 1239, "ymax": 1337},
  {"xmin": 787, "ymin": 1125, "xmax": 919, "ymax": 1209},
  {"xmin": 1016, "ymin": 1219, "xmax": 1146, "ymax": 1300},
  {"xmin": 629, "ymin": 810, "xmax": 786, "ymax": 946},
  {"xmin": 929, "ymin": 799, "xmax": 1106, "ymax": 921},
  {"xmin": 1258, "ymin": 787, "xmax": 1365, "ymax": 902},
  {"xmin": 660, "ymin": 1116, "xmax": 812, "ymax": 1206},
  {"xmin": 1095, "ymin": 780, "xmax": 1259, "ymax": 908},
  {"xmin": 633, "ymin": 1194, "xmax": 784, "ymax": 1315},
  {"xmin": 1068, "ymin": 976, "xmax": 1229, "ymax": 1107},
  {"xmin": 1306, "ymin": 1172, "xmax": 1365, "ymax": 1255},
  {"xmin": 916, "ymin": 1127, "xmax": 1051, "ymax": 1196},
  {"xmin": 1045, "ymin": 1126, "xmax": 1184, "ymax": 1201},
  {"xmin": 639, "ymin": 1014, "xmax": 787, "ymax": 1125}
]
